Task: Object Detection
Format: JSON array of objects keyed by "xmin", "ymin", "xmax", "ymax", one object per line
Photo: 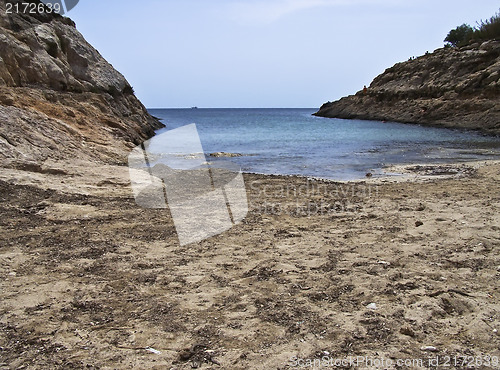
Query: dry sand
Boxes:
[{"xmin": 0, "ymin": 160, "xmax": 499, "ymax": 369}]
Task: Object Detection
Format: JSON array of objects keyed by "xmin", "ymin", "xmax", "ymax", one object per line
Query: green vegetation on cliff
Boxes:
[
  {"xmin": 315, "ymin": 23, "xmax": 500, "ymax": 135},
  {"xmin": 445, "ymin": 10, "xmax": 500, "ymax": 47}
]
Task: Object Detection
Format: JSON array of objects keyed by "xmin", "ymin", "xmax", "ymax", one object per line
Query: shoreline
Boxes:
[
  {"xmin": 1, "ymin": 158, "xmax": 499, "ymax": 198},
  {"xmin": 239, "ymin": 158, "xmax": 500, "ymax": 184}
]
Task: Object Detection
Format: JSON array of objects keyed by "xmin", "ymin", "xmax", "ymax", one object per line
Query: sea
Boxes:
[{"xmin": 147, "ymin": 108, "xmax": 500, "ymax": 181}]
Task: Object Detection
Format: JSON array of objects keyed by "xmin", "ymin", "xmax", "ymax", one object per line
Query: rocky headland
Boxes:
[
  {"xmin": 0, "ymin": 0, "xmax": 163, "ymax": 172},
  {"xmin": 315, "ymin": 41, "xmax": 500, "ymax": 135}
]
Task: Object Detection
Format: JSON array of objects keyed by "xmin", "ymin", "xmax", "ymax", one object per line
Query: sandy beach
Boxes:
[
  {"xmin": 1, "ymin": 2, "xmax": 500, "ymax": 369},
  {"xmin": 1, "ymin": 160, "xmax": 499, "ymax": 369}
]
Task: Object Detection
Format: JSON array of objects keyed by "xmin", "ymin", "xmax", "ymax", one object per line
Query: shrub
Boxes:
[
  {"xmin": 123, "ymin": 84, "xmax": 135, "ymax": 95},
  {"xmin": 445, "ymin": 10, "xmax": 500, "ymax": 47},
  {"xmin": 444, "ymin": 24, "xmax": 474, "ymax": 47},
  {"xmin": 474, "ymin": 10, "xmax": 500, "ymax": 41}
]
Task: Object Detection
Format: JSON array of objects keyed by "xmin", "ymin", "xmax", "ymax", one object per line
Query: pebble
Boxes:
[
  {"xmin": 400, "ymin": 327, "xmax": 415, "ymax": 337},
  {"xmin": 420, "ymin": 346, "xmax": 438, "ymax": 352},
  {"xmin": 145, "ymin": 347, "xmax": 161, "ymax": 355},
  {"xmin": 366, "ymin": 303, "xmax": 378, "ymax": 310}
]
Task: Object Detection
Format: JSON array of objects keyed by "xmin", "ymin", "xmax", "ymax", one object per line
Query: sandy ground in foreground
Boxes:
[{"xmin": 0, "ymin": 161, "xmax": 499, "ymax": 369}]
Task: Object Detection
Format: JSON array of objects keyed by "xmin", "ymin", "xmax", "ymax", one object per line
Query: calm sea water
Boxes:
[{"xmin": 148, "ymin": 108, "xmax": 500, "ymax": 180}]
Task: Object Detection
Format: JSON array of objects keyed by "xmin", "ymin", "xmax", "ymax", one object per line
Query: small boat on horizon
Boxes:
[{"xmin": 191, "ymin": 106, "xmax": 198, "ymax": 109}]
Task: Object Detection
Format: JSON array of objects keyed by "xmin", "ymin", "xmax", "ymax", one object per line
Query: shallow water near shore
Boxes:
[{"xmin": 148, "ymin": 108, "xmax": 500, "ymax": 180}]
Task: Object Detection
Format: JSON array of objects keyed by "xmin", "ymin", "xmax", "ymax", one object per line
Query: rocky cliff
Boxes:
[
  {"xmin": 315, "ymin": 40, "xmax": 500, "ymax": 135},
  {"xmin": 0, "ymin": 0, "xmax": 164, "ymax": 169}
]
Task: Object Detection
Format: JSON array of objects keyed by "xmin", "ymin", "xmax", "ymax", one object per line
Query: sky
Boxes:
[{"xmin": 68, "ymin": 0, "xmax": 499, "ymax": 108}]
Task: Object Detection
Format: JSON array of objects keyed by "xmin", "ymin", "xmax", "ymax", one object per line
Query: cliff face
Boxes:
[
  {"xmin": 315, "ymin": 41, "xmax": 500, "ymax": 135},
  {"xmin": 0, "ymin": 0, "xmax": 164, "ymax": 168}
]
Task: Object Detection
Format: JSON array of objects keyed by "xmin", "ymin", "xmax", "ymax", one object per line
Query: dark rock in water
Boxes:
[
  {"xmin": 0, "ymin": 4, "xmax": 164, "ymax": 166},
  {"xmin": 315, "ymin": 41, "xmax": 500, "ymax": 135},
  {"xmin": 209, "ymin": 152, "xmax": 243, "ymax": 158}
]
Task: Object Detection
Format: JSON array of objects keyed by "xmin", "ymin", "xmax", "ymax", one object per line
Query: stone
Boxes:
[
  {"xmin": 400, "ymin": 326, "xmax": 415, "ymax": 337},
  {"xmin": 209, "ymin": 152, "xmax": 243, "ymax": 158},
  {"xmin": 420, "ymin": 346, "xmax": 438, "ymax": 352}
]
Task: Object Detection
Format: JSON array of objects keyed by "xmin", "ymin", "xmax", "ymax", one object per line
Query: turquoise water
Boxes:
[{"xmin": 148, "ymin": 108, "xmax": 500, "ymax": 180}]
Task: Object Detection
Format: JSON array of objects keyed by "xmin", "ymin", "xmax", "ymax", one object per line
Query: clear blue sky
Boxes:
[{"xmin": 68, "ymin": 0, "xmax": 499, "ymax": 108}]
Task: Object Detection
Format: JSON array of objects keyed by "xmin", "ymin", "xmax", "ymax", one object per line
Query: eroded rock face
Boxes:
[
  {"xmin": 315, "ymin": 41, "xmax": 500, "ymax": 135},
  {"xmin": 0, "ymin": 0, "xmax": 164, "ymax": 166}
]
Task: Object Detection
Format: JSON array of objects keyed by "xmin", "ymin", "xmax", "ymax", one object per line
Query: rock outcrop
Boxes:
[
  {"xmin": 0, "ymin": 0, "xmax": 164, "ymax": 168},
  {"xmin": 315, "ymin": 41, "xmax": 500, "ymax": 135}
]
